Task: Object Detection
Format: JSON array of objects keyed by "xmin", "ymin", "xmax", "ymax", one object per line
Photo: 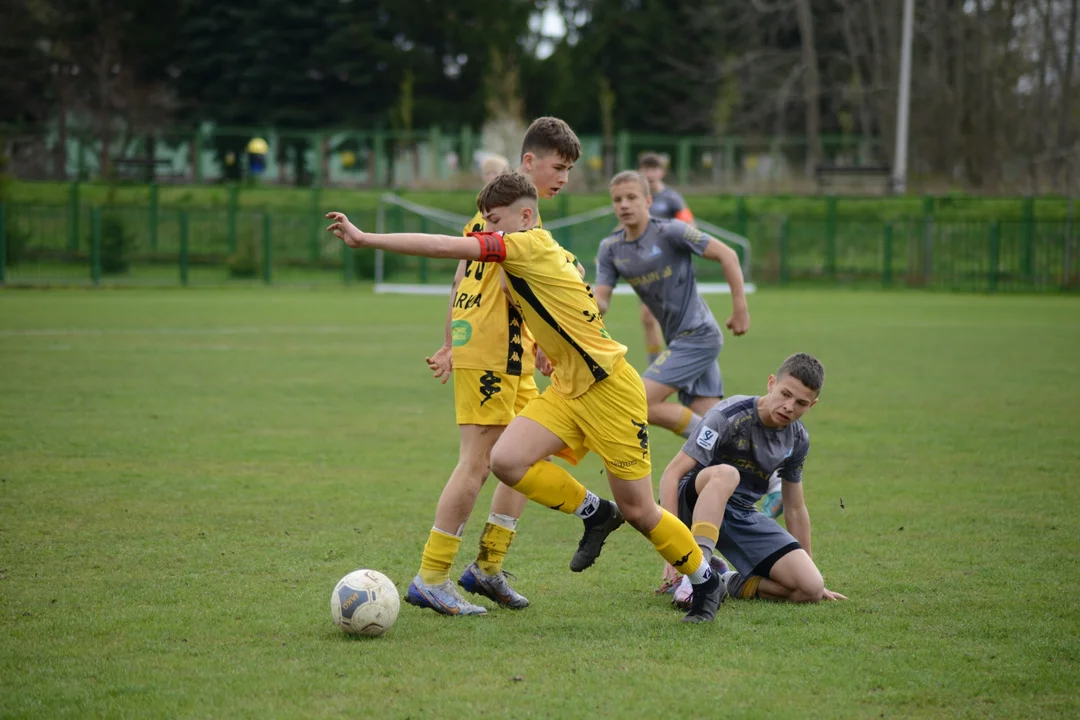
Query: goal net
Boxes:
[{"xmin": 373, "ymin": 193, "xmax": 755, "ymax": 295}]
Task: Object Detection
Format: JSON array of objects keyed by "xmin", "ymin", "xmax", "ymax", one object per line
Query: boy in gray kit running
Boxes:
[
  {"xmin": 594, "ymin": 170, "xmax": 749, "ymax": 439},
  {"xmin": 658, "ymin": 353, "xmax": 847, "ymax": 603},
  {"xmin": 636, "ymin": 152, "xmax": 694, "ymax": 366}
]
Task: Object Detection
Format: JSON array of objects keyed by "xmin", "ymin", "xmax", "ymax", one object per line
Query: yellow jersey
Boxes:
[
  {"xmin": 474, "ymin": 228, "xmax": 627, "ymax": 399},
  {"xmin": 451, "ymin": 212, "xmax": 536, "ymax": 375}
]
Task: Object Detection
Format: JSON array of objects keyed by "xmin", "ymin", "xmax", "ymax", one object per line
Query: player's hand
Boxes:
[
  {"xmin": 821, "ymin": 587, "xmax": 847, "ymax": 601},
  {"xmin": 425, "ymin": 344, "xmax": 453, "ymax": 383},
  {"xmin": 326, "ymin": 212, "xmax": 366, "ymax": 248},
  {"xmin": 726, "ymin": 307, "xmax": 750, "ymax": 336},
  {"xmin": 535, "ymin": 347, "xmax": 553, "ymax": 377}
]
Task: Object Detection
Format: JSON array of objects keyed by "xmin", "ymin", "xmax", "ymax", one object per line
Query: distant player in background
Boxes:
[
  {"xmin": 481, "ymin": 154, "xmax": 509, "ymax": 185},
  {"xmin": 406, "ymin": 118, "xmax": 584, "ymax": 616},
  {"xmin": 595, "ymin": 170, "xmax": 749, "ymax": 441},
  {"xmin": 659, "ymin": 353, "xmax": 847, "ymax": 605},
  {"xmin": 637, "ymin": 152, "xmax": 694, "ymax": 366}
]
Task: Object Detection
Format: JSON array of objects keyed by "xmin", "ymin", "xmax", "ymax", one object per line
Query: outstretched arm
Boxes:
[
  {"xmin": 781, "ymin": 480, "xmax": 846, "ymax": 600},
  {"xmin": 702, "ymin": 238, "xmax": 749, "ymax": 335},
  {"xmin": 327, "ymin": 212, "xmax": 486, "ymax": 261}
]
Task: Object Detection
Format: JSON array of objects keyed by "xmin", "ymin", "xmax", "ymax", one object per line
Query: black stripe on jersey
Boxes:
[
  {"xmin": 506, "ymin": 304, "xmax": 524, "ymax": 376},
  {"xmin": 504, "ymin": 271, "xmax": 609, "ymax": 383},
  {"xmin": 720, "ymin": 397, "xmax": 755, "ymax": 420}
]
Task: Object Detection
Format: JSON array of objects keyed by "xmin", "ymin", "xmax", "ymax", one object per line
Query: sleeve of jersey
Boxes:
[
  {"xmin": 777, "ymin": 432, "xmax": 810, "ymax": 484},
  {"xmin": 681, "ymin": 411, "xmax": 730, "ymax": 467},
  {"xmin": 468, "ymin": 231, "xmax": 508, "ymax": 263},
  {"xmin": 667, "ymin": 221, "xmax": 710, "ymax": 256}
]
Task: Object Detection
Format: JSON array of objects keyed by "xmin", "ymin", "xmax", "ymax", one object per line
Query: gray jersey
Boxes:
[
  {"xmin": 596, "ymin": 219, "xmax": 720, "ymax": 343},
  {"xmin": 681, "ymin": 395, "xmax": 810, "ymax": 509},
  {"xmin": 649, "ymin": 187, "xmax": 688, "ymax": 220}
]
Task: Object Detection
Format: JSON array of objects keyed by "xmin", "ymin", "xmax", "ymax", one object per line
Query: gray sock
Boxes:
[{"xmin": 679, "ymin": 413, "xmax": 703, "ymax": 439}]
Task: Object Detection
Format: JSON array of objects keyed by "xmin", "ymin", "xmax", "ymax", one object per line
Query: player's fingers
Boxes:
[{"xmin": 325, "ymin": 211, "xmax": 344, "ymax": 221}]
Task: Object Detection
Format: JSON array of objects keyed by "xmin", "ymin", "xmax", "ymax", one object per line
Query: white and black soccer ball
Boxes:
[{"xmin": 330, "ymin": 569, "xmax": 400, "ymax": 637}]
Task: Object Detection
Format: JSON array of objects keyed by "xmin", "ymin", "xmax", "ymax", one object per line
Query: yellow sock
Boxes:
[
  {"xmin": 647, "ymin": 509, "xmax": 704, "ymax": 575},
  {"xmin": 673, "ymin": 406, "xmax": 695, "ymax": 436},
  {"xmin": 740, "ymin": 575, "xmax": 762, "ymax": 599},
  {"xmin": 512, "ymin": 461, "xmax": 587, "ymax": 515},
  {"xmin": 476, "ymin": 523, "xmax": 516, "ymax": 575},
  {"xmin": 646, "ymin": 343, "xmax": 663, "ymax": 355},
  {"xmin": 690, "ymin": 521, "xmax": 719, "ymax": 544},
  {"xmin": 418, "ymin": 528, "xmax": 461, "ymax": 585}
]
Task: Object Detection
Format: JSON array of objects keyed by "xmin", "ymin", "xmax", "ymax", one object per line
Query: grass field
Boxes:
[{"xmin": 2, "ymin": 287, "xmax": 1079, "ymax": 719}]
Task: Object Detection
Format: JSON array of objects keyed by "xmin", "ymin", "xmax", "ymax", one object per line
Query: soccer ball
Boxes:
[{"xmin": 330, "ymin": 569, "xmax": 400, "ymax": 637}]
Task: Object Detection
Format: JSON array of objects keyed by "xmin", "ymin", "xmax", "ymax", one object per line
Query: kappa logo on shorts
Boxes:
[
  {"xmin": 696, "ymin": 426, "xmax": 718, "ymax": 452},
  {"xmin": 631, "ymin": 420, "xmax": 650, "ymax": 459},
  {"xmin": 478, "ymin": 370, "xmax": 502, "ymax": 407}
]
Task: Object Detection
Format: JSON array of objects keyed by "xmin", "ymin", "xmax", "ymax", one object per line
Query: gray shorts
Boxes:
[
  {"xmin": 642, "ymin": 333, "xmax": 724, "ymax": 407},
  {"xmin": 678, "ymin": 473, "xmax": 801, "ymax": 578}
]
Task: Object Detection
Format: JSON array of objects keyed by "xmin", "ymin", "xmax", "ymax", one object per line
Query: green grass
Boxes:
[{"xmin": 1, "ymin": 288, "xmax": 1079, "ymax": 719}]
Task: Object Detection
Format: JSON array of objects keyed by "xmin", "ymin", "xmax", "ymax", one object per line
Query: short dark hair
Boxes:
[
  {"xmin": 521, "ymin": 117, "xmax": 581, "ymax": 163},
  {"xmin": 476, "ymin": 171, "xmax": 539, "ymax": 213},
  {"xmin": 609, "ymin": 170, "xmax": 650, "ymax": 196},
  {"xmin": 777, "ymin": 353, "xmax": 825, "ymax": 393},
  {"xmin": 638, "ymin": 152, "xmax": 667, "ymax": 170}
]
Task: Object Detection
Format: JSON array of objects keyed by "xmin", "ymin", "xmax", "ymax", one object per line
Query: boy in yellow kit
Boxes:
[
  {"xmin": 328, "ymin": 171, "xmax": 726, "ymax": 623},
  {"xmin": 407, "ymin": 118, "xmax": 586, "ymax": 616}
]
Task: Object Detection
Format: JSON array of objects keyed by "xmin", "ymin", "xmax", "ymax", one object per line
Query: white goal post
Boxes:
[{"xmin": 374, "ymin": 193, "xmax": 755, "ymax": 295}]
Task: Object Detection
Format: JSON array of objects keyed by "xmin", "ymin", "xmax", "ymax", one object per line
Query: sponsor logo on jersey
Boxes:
[{"xmin": 696, "ymin": 426, "xmax": 718, "ymax": 451}]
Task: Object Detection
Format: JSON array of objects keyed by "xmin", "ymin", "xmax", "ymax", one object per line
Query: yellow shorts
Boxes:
[
  {"xmin": 454, "ymin": 368, "xmax": 538, "ymax": 426},
  {"xmin": 519, "ymin": 359, "xmax": 651, "ymax": 480}
]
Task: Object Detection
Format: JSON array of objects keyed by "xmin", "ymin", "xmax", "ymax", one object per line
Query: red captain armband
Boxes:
[
  {"xmin": 674, "ymin": 208, "xmax": 695, "ymax": 223},
  {"xmin": 469, "ymin": 231, "xmax": 507, "ymax": 263}
]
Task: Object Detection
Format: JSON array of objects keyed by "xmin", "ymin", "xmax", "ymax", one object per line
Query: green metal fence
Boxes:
[{"xmin": 2, "ymin": 199, "xmax": 1076, "ymax": 291}]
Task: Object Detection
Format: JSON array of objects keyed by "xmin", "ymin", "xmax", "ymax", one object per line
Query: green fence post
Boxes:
[
  {"xmin": 779, "ymin": 217, "xmax": 790, "ymax": 286},
  {"xmin": 676, "ymin": 139, "xmax": 691, "ymax": 187},
  {"xmin": 310, "ymin": 186, "xmax": 321, "ymax": 263},
  {"xmin": 149, "ymin": 183, "xmax": 159, "ymax": 251},
  {"xmin": 460, "ymin": 126, "xmax": 473, "ymax": 174},
  {"xmin": 724, "ymin": 137, "xmax": 736, "ymax": 184},
  {"xmin": 90, "ymin": 207, "xmax": 102, "ymax": 286},
  {"xmin": 825, "ymin": 194, "xmax": 837, "ymax": 279},
  {"xmin": 883, "ymin": 222, "xmax": 893, "ymax": 288},
  {"xmin": 735, "ymin": 195, "xmax": 748, "ymax": 238},
  {"xmin": 921, "ymin": 195, "xmax": 935, "ymax": 284},
  {"xmin": 343, "ymin": 243, "xmax": 354, "ymax": 285},
  {"xmin": 430, "ymin": 126, "xmax": 444, "ymax": 179},
  {"xmin": 312, "ymin": 131, "xmax": 324, "ymax": 186},
  {"xmin": 68, "ymin": 181, "xmax": 80, "ymax": 251},
  {"xmin": 374, "ymin": 129, "xmax": 387, "ymax": 187},
  {"xmin": 419, "ymin": 216, "xmax": 429, "ymax": 283},
  {"xmin": 0, "ymin": 203, "xmax": 7, "ymax": 285},
  {"xmin": 1021, "ymin": 195, "xmax": 1035, "ymax": 280},
  {"xmin": 179, "ymin": 210, "xmax": 189, "ymax": 286},
  {"xmin": 617, "ymin": 131, "xmax": 631, "ymax": 170},
  {"xmin": 988, "ymin": 220, "xmax": 1001, "ymax": 292},
  {"xmin": 262, "ymin": 213, "xmax": 272, "ymax": 284},
  {"xmin": 557, "ymin": 191, "xmax": 570, "ymax": 220},
  {"xmin": 193, "ymin": 131, "xmax": 203, "ymax": 184},
  {"xmin": 227, "ymin": 183, "xmax": 239, "ymax": 253}
]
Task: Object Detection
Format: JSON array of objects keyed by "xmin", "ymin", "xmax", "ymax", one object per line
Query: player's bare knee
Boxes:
[
  {"xmin": 622, "ymin": 502, "xmax": 661, "ymax": 534},
  {"xmin": 794, "ymin": 572, "xmax": 825, "ymax": 603},
  {"xmin": 696, "ymin": 463, "xmax": 739, "ymax": 496},
  {"xmin": 488, "ymin": 449, "xmax": 522, "ymax": 485}
]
